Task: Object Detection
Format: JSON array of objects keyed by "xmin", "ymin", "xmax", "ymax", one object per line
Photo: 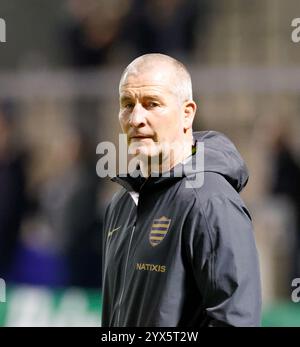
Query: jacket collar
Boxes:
[
  {"xmin": 111, "ymin": 138, "xmax": 197, "ymax": 193},
  {"xmin": 111, "ymin": 166, "xmax": 186, "ymax": 193}
]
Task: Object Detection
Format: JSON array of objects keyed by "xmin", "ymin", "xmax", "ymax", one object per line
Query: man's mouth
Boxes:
[{"xmin": 130, "ymin": 135, "xmax": 152, "ymax": 140}]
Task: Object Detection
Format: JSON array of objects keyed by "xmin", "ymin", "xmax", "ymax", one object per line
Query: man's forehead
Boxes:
[
  {"xmin": 123, "ymin": 68, "xmax": 172, "ymax": 82},
  {"xmin": 120, "ymin": 70, "xmax": 176, "ymax": 95},
  {"xmin": 120, "ymin": 83, "xmax": 173, "ymax": 95}
]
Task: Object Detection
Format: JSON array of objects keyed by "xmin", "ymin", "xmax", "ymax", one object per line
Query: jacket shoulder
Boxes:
[
  {"xmin": 109, "ymin": 187, "xmax": 128, "ymax": 208},
  {"xmin": 187, "ymin": 171, "xmax": 244, "ymax": 204},
  {"xmin": 103, "ymin": 187, "xmax": 129, "ymax": 223}
]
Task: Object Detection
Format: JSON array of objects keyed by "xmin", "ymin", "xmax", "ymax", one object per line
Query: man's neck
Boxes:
[{"xmin": 139, "ymin": 137, "xmax": 194, "ymax": 178}]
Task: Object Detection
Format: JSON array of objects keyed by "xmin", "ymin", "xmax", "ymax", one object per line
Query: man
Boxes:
[{"xmin": 101, "ymin": 53, "xmax": 261, "ymax": 327}]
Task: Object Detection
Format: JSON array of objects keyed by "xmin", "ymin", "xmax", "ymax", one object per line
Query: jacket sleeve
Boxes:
[
  {"xmin": 185, "ymin": 194, "xmax": 262, "ymax": 327},
  {"xmin": 101, "ymin": 200, "xmax": 112, "ymax": 327},
  {"xmin": 102, "ymin": 202, "xmax": 110, "ymax": 281}
]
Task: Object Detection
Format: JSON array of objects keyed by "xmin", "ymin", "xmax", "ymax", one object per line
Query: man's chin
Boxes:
[
  {"xmin": 132, "ymin": 147, "xmax": 158, "ymax": 158},
  {"xmin": 128, "ymin": 142, "xmax": 160, "ymax": 157}
]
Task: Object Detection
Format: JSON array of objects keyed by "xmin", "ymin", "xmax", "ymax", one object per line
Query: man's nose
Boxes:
[{"xmin": 129, "ymin": 103, "xmax": 146, "ymax": 128}]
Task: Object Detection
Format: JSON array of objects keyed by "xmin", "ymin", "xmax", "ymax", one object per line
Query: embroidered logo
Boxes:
[
  {"xmin": 107, "ymin": 226, "xmax": 121, "ymax": 238},
  {"xmin": 149, "ymin": 216, "xmax": 171, "ymax": 247}
]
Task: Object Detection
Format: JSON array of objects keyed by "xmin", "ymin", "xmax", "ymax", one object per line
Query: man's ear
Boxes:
[{"xmin": 183, "ymin": 100, "xmax": 197, "ymax": 132}]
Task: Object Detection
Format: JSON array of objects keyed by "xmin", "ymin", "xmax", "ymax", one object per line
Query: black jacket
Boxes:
[{"xmin": 101, "ymin": 131, "xmax": 262, "ymax": 327}]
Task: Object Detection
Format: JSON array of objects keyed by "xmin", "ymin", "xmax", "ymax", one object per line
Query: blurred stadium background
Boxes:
[{"xmin": 0, "ymin": 0, "xmax": 300, "ymax": 326}]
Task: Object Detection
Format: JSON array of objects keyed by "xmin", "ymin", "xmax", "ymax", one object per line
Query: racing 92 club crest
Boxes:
[{"xmin": 149, "ymin": 216, "xmax": 171, "ymax": 247}]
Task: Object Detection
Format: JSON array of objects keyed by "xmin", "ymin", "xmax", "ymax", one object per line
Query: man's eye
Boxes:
[
  {"xmin": 148, "ymin": 102, "xmax": 159, "ymax": 108},
  {"xmin": 124, "ymin": 103, "xmax": 134, "ymax": 109}
]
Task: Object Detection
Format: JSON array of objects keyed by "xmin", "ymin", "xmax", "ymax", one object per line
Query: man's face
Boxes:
[{"xmin": 119, "ymin": 66, "xmax": 185, "ymax": 158}]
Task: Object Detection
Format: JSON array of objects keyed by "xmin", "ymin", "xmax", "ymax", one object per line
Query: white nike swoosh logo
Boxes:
[{"xmin": 107, "ymin": 226, "xmax": 121, "ymax": 238}]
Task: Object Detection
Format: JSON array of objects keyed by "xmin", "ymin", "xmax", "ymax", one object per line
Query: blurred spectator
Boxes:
[
  {"xmin": 63, "ymin": 0, "xmax": 131, "ymax": 68},
  {"xmin": 122, "ymin": 0, "xmax": 207, "ymax": 59},
  {"xmin": 271, "ymin": 131, "xmax": 300, "ymax": 280},
  {"xmin": 0, "ymin": 102, "xmax": 26, "ymax": 278},
  {"xmin": 9, "ymin": 121, "xmax": 103, "ymax": 289},
  {"xmin": 38, "ymin": 124, "xmax": 102, "ymax": 288}
]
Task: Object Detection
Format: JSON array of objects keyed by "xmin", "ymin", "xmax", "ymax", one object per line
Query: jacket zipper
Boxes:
[
  {"xmin": 115, "ymin": 179, "xmax": 147, "ymax": 326},
  {"xmin": 116, "ymin": 224, "xmax": 136, "ymax": 326}
]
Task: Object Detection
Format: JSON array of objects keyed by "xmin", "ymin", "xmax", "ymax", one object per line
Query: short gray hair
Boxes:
[{"xmin": 119, "ymin": 53, "xmax": 193, "ymax": 104}]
